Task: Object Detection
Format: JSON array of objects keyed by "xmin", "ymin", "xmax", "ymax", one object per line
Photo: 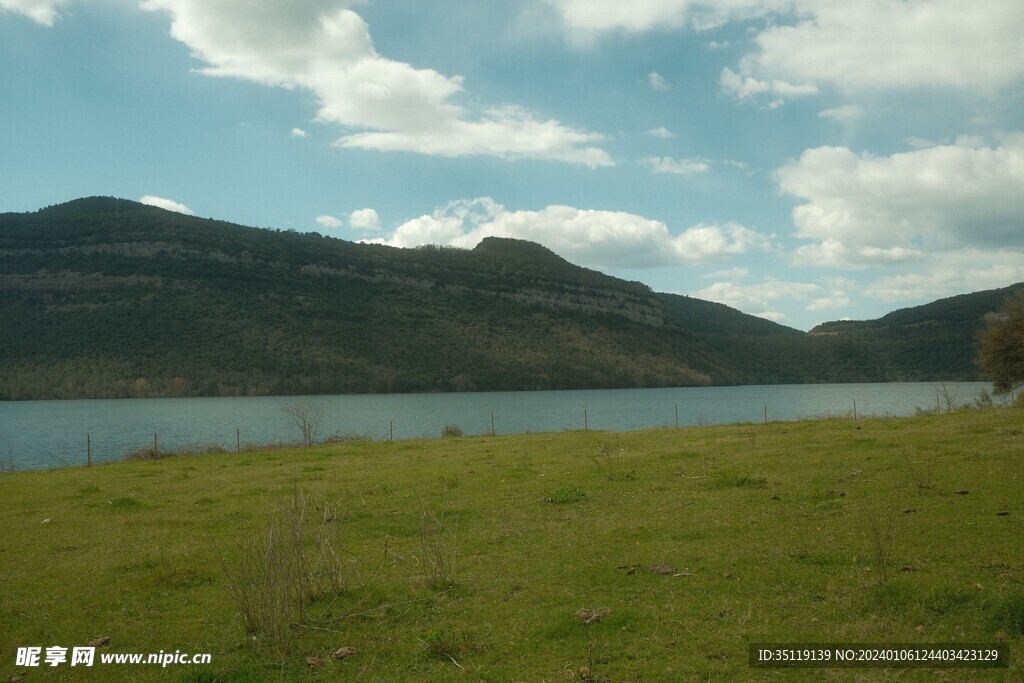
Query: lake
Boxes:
[{"xmin": 0, "ymin": 382, "xmax": 999, "ymax": 470}]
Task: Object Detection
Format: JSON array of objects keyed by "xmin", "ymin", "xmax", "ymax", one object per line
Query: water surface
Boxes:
[{"xmin": 0, "ymin": 382, "xmax": 996, "ymax": 470}]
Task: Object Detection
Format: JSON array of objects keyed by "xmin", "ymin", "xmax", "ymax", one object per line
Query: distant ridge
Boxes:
[{"xmin": 0, "ymin": 197, "xmax": 1018, "ymax": 399}]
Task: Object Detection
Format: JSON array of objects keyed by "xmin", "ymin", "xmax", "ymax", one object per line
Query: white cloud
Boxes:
[
  {"xmin": 0, "ymin": 0, "xmax": 66, "ymax": 25},
  {"xmin": 140, "ymin": 195, "xmax": 194, "ymax": 215},
  {"xmin": 545, "ymin": 0, "xmax": 793, "ymax": 41},
  {"xmin": 290, "ymin": 127, "xmax": 308, "ymax": 138},
  {"xmin": 863, "ymin": 250, "xmax": 1024, "ymax": 303},
  {"xmin": 818, "ymin": 105, "xmax": 864, "ymax": 125},
  {"xmin": 348, "ymin": 208, "xmax": 380, "ymax": 231},
  {"xmin": 691, "ymin": 277, "xmax": 824, "ymax": 323},
  {"xmin": 688, "ymin": 273, "xmax": 858, "ymax": 324},
  {"xmin": 644, "ymin": 127, "xmax": 677, "ymax": 139},
  {"xmin": 726, "ymin": 1, "xmax": 1024, "ymax": 102},
  {"xmin": 336, "ymin": 105, "xmax": 613, "ymax": 167},
  {"xmin": 778, "ymin": 135, "xmax": 1024, "ymax": 268},
  {"xmin": 692, "ymin": 278, "xmax": 821, "ymax": 308},
  {"xmin": 365, "ymin": 197, "xmax": 770, "ymax": 269},
  {"xmin": 641, "ymin": 156, "xmax": 710, "ymax": 175},
  {"xmin": 806, "ymin": 293, "xmax": 850, "ymax": 312},
  {"xmin": 648, "ymin": 71, "xmax": 670, "ymax": 91},
  {"xmin": 549, "ymin": 1, "xmax": 1024, "ymax": 101},
  {"xmin": 139, "ymin": 0, "xmax": 611, "ymax": 166},
  {"xmin": 316, "ymin": 214, "xmax": 343, "ymax": 229},
  {"xmin": 720, "ymin": 66, "xmax": 818, "ymax": 102}
]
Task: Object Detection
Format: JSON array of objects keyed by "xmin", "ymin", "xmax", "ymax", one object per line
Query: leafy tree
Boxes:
[{"xmin": 977, "ymin": 290, "xmax": 1024, "ymax": 395}]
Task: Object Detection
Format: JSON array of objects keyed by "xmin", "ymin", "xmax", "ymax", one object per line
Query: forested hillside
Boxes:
[
  {"xmin": 808, "ymin": 284, "xmax": 1024, "ymax": 382},
  {"xmin": 0, "ymin": 197, "xmax": 1018, "ymax": 399}
]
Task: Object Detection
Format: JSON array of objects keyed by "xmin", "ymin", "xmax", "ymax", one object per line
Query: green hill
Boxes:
[
  {"xmin": 809, "ymin": 284, "xmax": 1024, "ymax": 382},
  {"xmin": 0, "ymin": 197, "xmax": 1019, "ymax": 399}
]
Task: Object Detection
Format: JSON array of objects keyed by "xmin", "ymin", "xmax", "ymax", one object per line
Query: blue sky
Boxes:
[{"xmin": 2, "ymin": 0, "xmax": 1023, "ymax": 330}]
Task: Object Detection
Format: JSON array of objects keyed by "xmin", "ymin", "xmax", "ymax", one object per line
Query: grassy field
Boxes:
[{"xmin": 2, "ymin": 406, "xmax": 1022, "ymax": 681}]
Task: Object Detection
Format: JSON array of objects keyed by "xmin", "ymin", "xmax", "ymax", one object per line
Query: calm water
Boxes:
[{"xmin": 0, "ymin": 382, "xmax": 998, "ymax": 470}]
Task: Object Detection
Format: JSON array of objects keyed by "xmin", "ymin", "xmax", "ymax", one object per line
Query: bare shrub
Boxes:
[
  {"xmin": 123, "ymin": 442, "xmax": 228, "ymax": 462},
  {"xmin": 901, "ymin": 449, "xmax": 936, "ymax": 490},
  {"xmin": 215, "ymin": 490, "xmax": 352, "ymax": 654},
  {"xmin": 589, "ymin": 442, "xmax": 621, "ymax": 481},
  {"xmin": 867, "ymin": 505, "xmax": 898, "ymax": 586},
  {"xmin": 282, "ymin": 403, "xmax": 325, "ymax": 447},
  {"xmin": 417, "ymin": 482, "xmax": 458, "ymax": 588}
]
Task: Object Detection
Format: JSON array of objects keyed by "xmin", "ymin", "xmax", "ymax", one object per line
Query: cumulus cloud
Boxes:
[
  {"xmin": 549, "ymin": 1, "xmax": 1024, "ymax": 102},
  {"xmin": 349, "ymin": 208, "xmax": 380, "ymax": 231},
  {"xmin": 648, "ymin": 71, "xmax": 670, "ymax": 91},
  {"xmin": 778, "ymin": 135, "xmax": 1024, "ymax": 268},
  {"xmin": 640, "ymin": 156, "xmax": 710, "ymax": 175},
  {"xmin": 140, "ymin": 195, "xmax": 194, "ymax": 215},
  {"xmin": 644, "ymin": 127, "xmax": 677, "ymax": 139},
  {"xmin": 315, "ymin": 214, "xmax": 343, "ymax": 230},
  {"xmin": 139, "ymin": 0, "xmax": 611, "ymax": 166},
  {"xmin": 690, "ymin": 278, "xmax": 825, "ymax": 323},
  {"xmin": 545, "ymin": 0, "xmax": 792, "ymax": 41},
  {"xmin": 290, "ymin": 127, "xmax": 308, "ymax": 138},
  {"xmin": 0, "ymin": 0, "xmax": 66, "ymax": 25},
  {"xmin": 719, "ymin": 67, "xmax": 818, "ymax": 102},
  {"xmin": 863, "ymin": 250, "xmax": 1024, "ymax": 303},
  {"xmin": 724, "ymin": 1, "xmax": 1024, "ymax": 103},
  {"xmin": 365, "ymin": 197, "xmax": 770, "ymax": 270}
]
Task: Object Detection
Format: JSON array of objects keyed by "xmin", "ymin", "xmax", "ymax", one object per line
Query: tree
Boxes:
[
  {"xmin": 977, "ymin": 290, "xmax": 1024, "ymax": 396},
  {"xmin": 282, "ymin": 403, "xmax": 325, "ymax": 447}
]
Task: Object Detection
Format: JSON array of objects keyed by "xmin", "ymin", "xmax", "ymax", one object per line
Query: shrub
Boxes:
[
  {"xmin": 215, "ymin": 490, "xmax": 352, "ymax": 654},
  {"xmin": 442, "ymin": 424, "xmax": 463, "ymax": 438}
]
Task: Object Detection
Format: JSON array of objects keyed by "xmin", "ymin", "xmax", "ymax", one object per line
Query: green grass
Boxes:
[{"xmin": 2, "ymin": 407, "xmax": 1022, "ymax": 681}]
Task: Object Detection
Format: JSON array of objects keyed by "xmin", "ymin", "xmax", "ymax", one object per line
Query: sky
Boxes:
[{"xmin": 2, "ymin": 0, "xmax": 1023, "ymax": 330}]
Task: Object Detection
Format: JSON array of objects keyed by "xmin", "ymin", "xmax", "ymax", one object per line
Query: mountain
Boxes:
[
  {"xmin": 808, "ymin": 283, "xmax": 1024, "ymax": 382},
  {"xmin": 0, "ymin": 197, "xmax": 1018, "ymax": 399}
]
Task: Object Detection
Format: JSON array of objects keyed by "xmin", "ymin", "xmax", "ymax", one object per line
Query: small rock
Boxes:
[
  {"xmin": 88, "ymin": 636, "xmax": 110, "ymax": 647},
  {"xmin": 332, "ymin": 647, "xmax": 357, "ymax": 660},
  {"xmin": 40, "ymin": 518, "xmax": 51, "ymax": 525},
  {"xmin": 305, "ymin": 656, "xmax": 325, "ymax": 669},
  {"xmin": 915, "ymin": 625, "xmax": 926, "ymax": 634},
  {"xmin": 649, "ymin": 563, "xmax": 675, "ymax": 575}
]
